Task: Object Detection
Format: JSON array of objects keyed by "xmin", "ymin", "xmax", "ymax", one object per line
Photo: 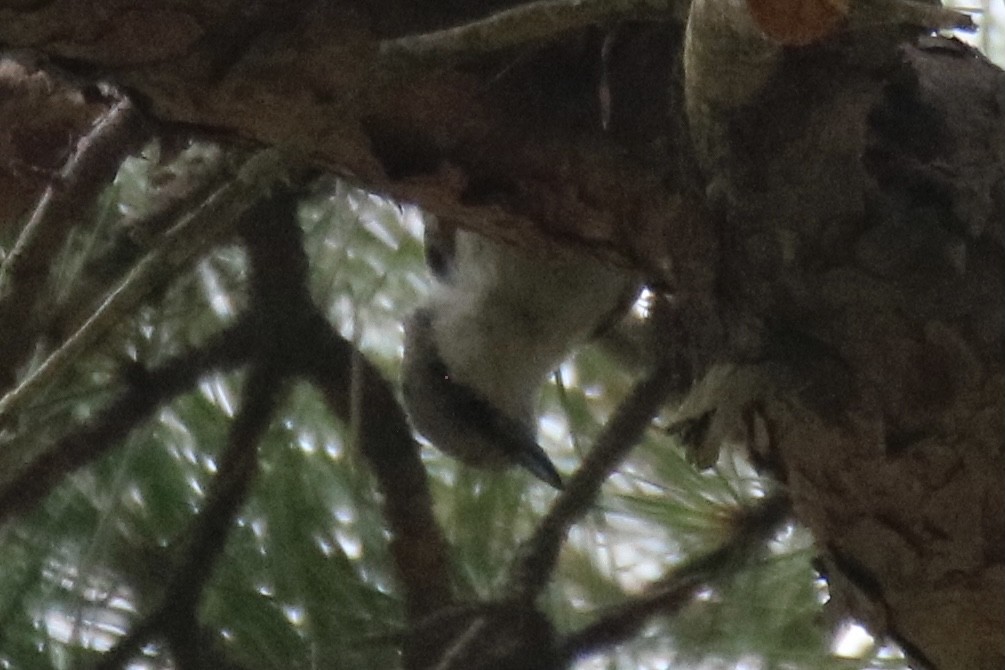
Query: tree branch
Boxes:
[
  {"xmin": 0, "ymin": 90, "xmax": 147, "ymax": 389},
  {"xmin": 94, "ymin": 360, "xmax": 285, "ymax": 670},
  {"xmin": 0, "ymin": 148, "xmax": 288, "ymax": 427},
  {"xmin": 0, "ymin": 319, "xmax": 256, "ymax": 525},
  {"xmin": 508, "ymin": 359, "xmax": 689, "ymax": 601},
  {"xmin": 0, "ymin": 2, "xmax": 699, "ymax": 277},
  {"xmin": 45, "ymin": 143, "xmax": 230, "ymax": 346},
  {"xmin": 379, "ymin": 0, "xmax": 688, "ymax": 61},
  {"xmin": 557, "ymin": 493, "xmax": 791, "ymax": 664},
  {"xmin": 234, "ymin": 183, "xmax": 455, "ymax": 623}
]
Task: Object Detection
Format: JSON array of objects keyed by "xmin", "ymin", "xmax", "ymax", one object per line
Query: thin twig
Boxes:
[
  {"xmin": 0, "ymin": 319, "xmax": 256, "ymax": 525},
  {"xmin": 854, "ymin": 1, "xmax": 974, "ymax": 33},
  {"xmin": 0, "ymin": 149, "xmax": 288, "ymax": 427},
  {"xmin": 0, "ymin": 91, "xmax": 147, "ymax": 389},
  {"xmin": 558, "ymin": 493, "xmax": 792, "ymax": 664},
  {"xmin": 507, "ymin": 360, "xmax": 687, "ymax": 601},
  {"xmin": 47, "ymin": 144, "xmax": 230, "ymax": 344},
  {"xmin": 433, "ymin": 616, "xmax": 490, "ymax": 670},
  {"xmin": 378, "ymin": 0, "xmax": 685, "ymax": 62}
]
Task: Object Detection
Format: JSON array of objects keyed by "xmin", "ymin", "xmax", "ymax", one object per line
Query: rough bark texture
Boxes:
[
  {"xmin": 0, "ymin": 0, "xmax": 702, "ymax": 277},
  {"xmin": 0, "ymin": 54, "xmax": 108, "ymax": 228},
  {"xmin": 0, "ymin": 1, "xmax": 1001, "ymax": 669},
  {"xmin": 681, "ymin": 5, "xmax": 1004, "ymax": 665}
]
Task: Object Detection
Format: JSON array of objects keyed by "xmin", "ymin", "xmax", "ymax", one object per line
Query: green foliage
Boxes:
[{"xmin": 0, "ymin": 148, "xmax": 904, "ymax": 670}]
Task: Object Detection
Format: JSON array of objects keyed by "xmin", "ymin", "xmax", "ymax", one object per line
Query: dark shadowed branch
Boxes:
[
  {"xmin": 0, "ymin": 92, "xmax": 147, "ymax": 389},
  {"xmin": 0, "ymin": 319, "xmax": 256, "ymax": 525},
  {"xmin": 379, "ymin": 0, "xmax": 688, "ymax": 61},
  {"xmin": 46, "ymin": 144, "xmax": 231, "ymax": 345},
  {"xmin": 307, "ymin": 324, "xmax": 455, "ymax": 622},
  {"xmin": 508, "ymin": 359, "xmax": 689, "ymax": 601},
  {"xmin": 94, "ymin": 360, "xmax": 285, "ymax": 670},
  {"xmin": 0, "ymin": 149, "xmax": 288, "ymax": 427},
  {"xmin": 558, "ymin": 493, "xmax": 792, "ymax": 664},
  {"xmin": 237, "ymin": 184, "xmax": 454, "ymax": 623}
]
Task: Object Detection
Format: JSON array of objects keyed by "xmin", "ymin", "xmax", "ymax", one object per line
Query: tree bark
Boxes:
[
  {"xmin": 0, "ymin": 1, "xmax": 1000, "ymax": 668},
  {"xmin": 0, "ymin": 0, "xmax": 701, "ymax": 276},
  {"xmin": 681, "ymin": 4, "xmax": 1004, "ymax": 666}
]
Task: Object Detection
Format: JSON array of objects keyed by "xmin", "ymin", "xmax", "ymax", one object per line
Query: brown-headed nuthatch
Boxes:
[{"xmin": 402, "ymin": 222, "xmax": 638, "ymax": 488}]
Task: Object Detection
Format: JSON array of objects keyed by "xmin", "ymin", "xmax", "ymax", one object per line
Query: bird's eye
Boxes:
[{"xmin": 426, "ymin": 245, "xmax": 454, "ymax": 281}]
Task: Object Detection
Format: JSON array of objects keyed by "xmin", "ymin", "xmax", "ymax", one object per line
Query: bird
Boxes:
[{"xmin": 401, "ymin": 220, "xmax": 638, "ymax": 488}]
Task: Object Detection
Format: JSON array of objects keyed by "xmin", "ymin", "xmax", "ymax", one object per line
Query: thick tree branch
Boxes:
[
  {"xmin": 0, "ymin": 54, "xmax": 110, "ymax": 225},
  {"xmin": 0, "ymin": 3, "xmax": 700, "ymax": 276},
  {"xmin": 683, "ymin": 4, "xmax": 1004, "ymax": 666}
]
